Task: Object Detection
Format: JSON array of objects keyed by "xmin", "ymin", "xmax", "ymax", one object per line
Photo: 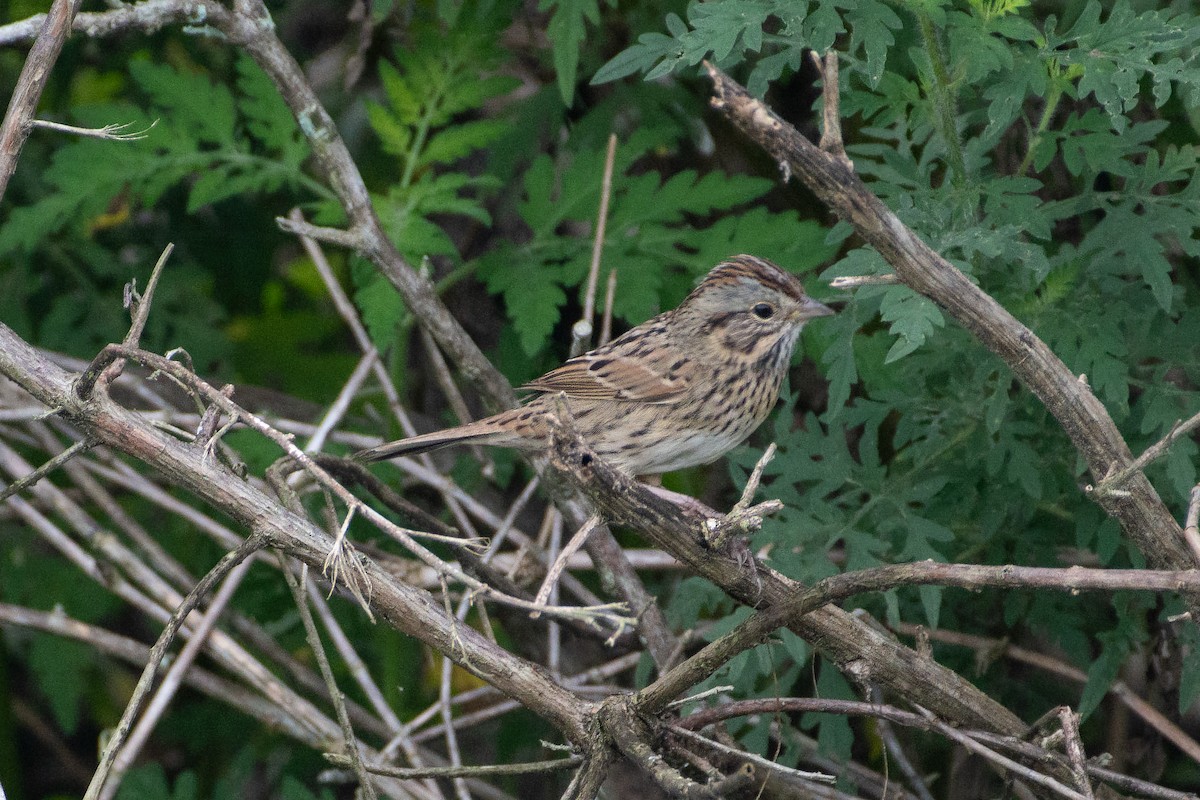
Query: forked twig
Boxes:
[
  {"xmin": 704, "ymin": 443, "xmax": 782, "ymax": 548},
  {"xmin": 1091, "ymin": 408, "xmax": 1200, "ymax": 500},
  {"xmin": 913, "ymin": 705, "xmax": 1087, "ymax": 800},
  {"xmin": 0, "ymin": 0, "xmax": 83, "ymax": 200},
  {"xmin": 532, "ymin": 514, "xmax": 602, "ymax": 615}
]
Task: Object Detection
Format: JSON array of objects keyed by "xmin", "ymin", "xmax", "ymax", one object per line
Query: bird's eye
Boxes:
[{"xmin": 752, "ymin": 303, "xmax": 775, "ymax": 319}]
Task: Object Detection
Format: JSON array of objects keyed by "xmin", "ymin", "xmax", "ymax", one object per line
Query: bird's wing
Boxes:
[{"xmin": 522, "ymin": 349, "xmax": 693, "ymax": 403}]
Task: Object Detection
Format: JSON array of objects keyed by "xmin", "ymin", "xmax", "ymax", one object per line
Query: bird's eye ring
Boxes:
[{"xmin": 752, "ymin": 303, "xmax": 775, "ymax": 319}]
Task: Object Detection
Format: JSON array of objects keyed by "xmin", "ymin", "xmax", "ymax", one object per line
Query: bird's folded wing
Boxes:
[{"xmin": 522, "ymin": 351, "xmax": 691, "ymax": 403}]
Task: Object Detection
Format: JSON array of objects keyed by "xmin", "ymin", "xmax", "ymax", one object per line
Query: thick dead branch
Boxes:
[{"xmin": 543, "ymin": 419, "xmax": 1020, "ymax": 734}]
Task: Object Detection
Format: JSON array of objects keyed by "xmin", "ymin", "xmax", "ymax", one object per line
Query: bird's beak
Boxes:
[{"xmin": 799, "ymin": 295, "xmax": 835, "ymax": 320}]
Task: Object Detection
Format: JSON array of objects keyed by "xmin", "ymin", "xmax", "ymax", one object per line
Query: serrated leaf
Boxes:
[
  {"xmin": 129, "ymin": 60, "xmax": 235, "ymax": 147},
  {"xmin": 592, "ymin": 39, "xmax": 665, "ymax": 84},
  {"xmin": 366, "ymin": 102, "xmax": 412, "ymax": 156},
  {"xmin": 379, "ymin": 60, "xmax": 421, "ymax": 124},
  {"xmin": 847, "ymin": 0, "xmax": 903, "ymax": 87},
  {"xmin": 186, "ymin": 165, "xmax": 236, "ymax": 211},
  {"xmin": 235, "ymin": 56, "xmax": 305, "ymax": 159},
  {"xmin": 352, "ymin": 265, "xmax": 407, "ymax": 353},
  {"xmin": 419, "ymin": 118, "xmax": 511, "ymax": 167},
  {"xmin": 879, "ymin": 286, "xmax": 944, "ymax": 363}
]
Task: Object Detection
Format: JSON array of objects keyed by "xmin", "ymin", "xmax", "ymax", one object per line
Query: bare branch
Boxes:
[
  {"xmin": 325, "ymin": 754, "xmax": 584, "ymax": 780},
  {"xmin": 0, "ymin": 437, "xmax": 94, "ymax": 502},
  {"xmin": 828, "ymin": 273, "xmax": 899, "ymax": 289},
  {"xmin": 0, "ymin": 0, "xmax": 82, "ymax": 200}
]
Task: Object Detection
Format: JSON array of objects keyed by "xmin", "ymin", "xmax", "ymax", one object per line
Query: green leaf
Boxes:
[
  {"xmin": 593, "ymin": 32, "xmax": 681, "ymax": 84},
  {"xmin": 352, "ymin": 262, "xmax": 407, "ymax": 353},
  {"xmin": 542, "ymin": 0, "xmax": 600, "ymax": 105},
  {"xmin": 879, "ymin": 285, "xmax": 945, "ymax": 363},
  {"xmin": 129, "ymin": 60, "xmax": 236, "ymax": 147},
  {"xmin": 420, "ymin": 118, "xmax": 512, "ymax": 167},
  {"xmin": 187, "ymin": 164, "xmax": 235, "ymax": 211},
  {"xmin": 807, "ymin": 660, "xmax": 855, "ymax": 759},
  {"xmin": 366, "ymin": 102, "xmax": 412, "ymax": 156},
  {"xmin": 847, "ymin": 0, "xmax": 904, "ymax": 87},
  {"xmin": 116, "ymin": 764, "xmax": 172, "ymax": 800},
  {"xmin": 29, "ymin": 634, "xmax": 91, "ymax": 734},
  {"xmin": 1049, "ymin": 0, "xmax": 1200, "ymax": 131},
  {"xmin": 235, "ymin": 56, "xmax": 306, "ymax": 162}
]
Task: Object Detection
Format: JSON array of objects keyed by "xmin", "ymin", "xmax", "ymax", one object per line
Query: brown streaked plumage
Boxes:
[{"xmin": 355, "ymin": 255, "xmax": 834, "ymax": 475}]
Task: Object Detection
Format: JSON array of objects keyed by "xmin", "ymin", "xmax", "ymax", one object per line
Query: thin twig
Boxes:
[
  {"xmin": 307, "ymin": 584, "xmax": 403, "ymax": 730},
  {"xmin": 869, "ymin": 686, "xmax": 936, "ymax": 800},
  {"xmin": 533, "ymin": 514, "xmax": 601, "ymax": 613},
  {"xmin": 88, "ymin": 344, "xmax": 634, "ymax": 629},
  {"xmin": 676, "ymin": 694, "xmax": 1193, "ymax": 800},
  {"xmin": 913, "ymin": 706, "xmax": 1087, "ymax": 800},
  {"xmin": 77, "ymin": 243, "xmax": 174, "ymax": 398},
  {"xmin": 31, "ymin": 117, "xmax": 156, "ymax": 140},
  {"xmin": 276, "ymin": 215, "xmax": 365, "ymax": 249},
  {"xmin": 808, "ymin": 50, "xmax": 847, "ymax": 162},
  {"xmin": 828, "ymin": 273, "xmax": 899, "ymax": 289},
  {"xmin": 0, "ymin": 437, "xmax": 94, "ymax": 502},
  {"xmin": 1055, "ymin": 707, "xmax": 1094, "ymax": 800},
  {"xmin": 1092, "ymin": 408, "xmax": 1200, "ymax": 498},
  {"xmin": 546, "ymin": 510, "xmax": 563, "ymax": 674},
  {"xmin": 892, "ymin": 622, "xmax": 1200, "ymax": 764},
  {"xmin": 1184, "ymin": 484, "xmax": 1200, "ymax": 564},
  {"xmin": 438, "ymin": 574, "xmax": 473, "ymax": 800},
  {"xmin": 571, "ymin": 132, "xmax": 618, "ymax": 357},
  {"xmin": 598, "ymin": 268, "xmax": 617, "ymax": 347},
  {"xmin": 325, "ymin": 754, "xmax": 584, "ymax": 779},
  {"xmin": 705, "ymin": 443, "xmax": 781, "ymax": 547},
  {"xmin": 306, "ymin": 350, "xmax": 376, "ymax": 453},
  {"xmin": 668, "ymin": 725, "xmax": 835, "ymax": 784},
  {"xmin": 283, "ymin": 560, "xmax": 378, "ymax": 800},
  {"xmin": 292, "ymin": 207, "xmax": 497, "ymax": 559}
]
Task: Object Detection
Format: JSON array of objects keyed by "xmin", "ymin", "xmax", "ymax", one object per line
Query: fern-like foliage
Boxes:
[
  {"xmin": 0, "ymin": 57, "xmax": 315, "ymax": 258},
  {"xmin": 354, "ymin": 12, "xmax": 519, "ymax": 351},
  {"xmin": 474, "ymin": 119, "xmax": 834, "ymax": 358}
]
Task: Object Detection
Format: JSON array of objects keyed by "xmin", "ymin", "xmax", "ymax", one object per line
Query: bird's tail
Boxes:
[{"xmin": 354, "ymin": 420, "xmax": 513, "ymax": 463}]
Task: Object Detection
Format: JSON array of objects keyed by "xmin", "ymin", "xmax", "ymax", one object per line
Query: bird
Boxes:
[{"xmin": 356, "ymin": 255, "xmax": 834, "ymax": 476}]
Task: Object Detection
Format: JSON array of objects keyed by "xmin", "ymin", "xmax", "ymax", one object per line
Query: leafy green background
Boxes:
[{"xmin": 1, "ymin": 0, "xmax": 1199, "ymax": 796}]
